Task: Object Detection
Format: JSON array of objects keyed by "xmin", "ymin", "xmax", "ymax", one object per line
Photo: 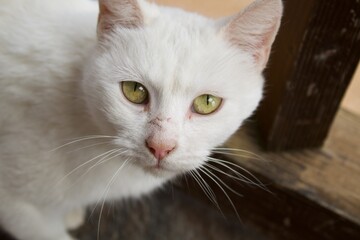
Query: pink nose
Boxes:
[{"xmin": 145, "ymin": 139, "xmax": 176, "ymax": 161}]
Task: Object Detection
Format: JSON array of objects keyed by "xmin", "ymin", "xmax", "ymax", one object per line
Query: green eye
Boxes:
[
  {"xmin": 121, "ymin": 81, "xmax": 149, "ymax": 104},
  {"xmin": 193, "ymin": 94, "xmax": 222, "ymax": 115}
]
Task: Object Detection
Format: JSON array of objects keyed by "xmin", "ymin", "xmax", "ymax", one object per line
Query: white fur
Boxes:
[{"xmin": 0, "ymin": 0, "xmax": 282, "ymax": 239}]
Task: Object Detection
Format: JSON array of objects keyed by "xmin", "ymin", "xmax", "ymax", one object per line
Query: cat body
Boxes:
[{"xmin": 0, "ymin": 0, "xmax": 282, "ymax": 239}]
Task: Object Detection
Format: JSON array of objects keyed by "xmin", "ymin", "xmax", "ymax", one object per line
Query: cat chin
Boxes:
[
  {"xmin": 142, "ymin": 166, "xmax": 179, "ymax": 179},
  {"xmin": 126, "ymin": 156, "xmax": 181, "ymax": 177}
]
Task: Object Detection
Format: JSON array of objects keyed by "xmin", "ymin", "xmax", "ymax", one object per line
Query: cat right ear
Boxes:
[
  {"xmin": 220, "ymin": 0, "xmax": 283, "ymax": 70},
  {"xmin": 97, "ymin": 0, "xmax": 144, "ymax": 39}
]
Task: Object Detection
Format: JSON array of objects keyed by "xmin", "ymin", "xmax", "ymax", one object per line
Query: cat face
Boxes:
[{"xmin": 82, "ymin": 0, "xmax": 283, "ymax": 178}]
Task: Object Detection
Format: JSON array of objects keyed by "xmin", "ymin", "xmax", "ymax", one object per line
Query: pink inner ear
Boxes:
[
  {"xmin": 98, "ymin": 4, "xmax": 114, "ymax": 33},
  {"xmin": 97, "ymin": 0, "xmax": 143, "ymax": 38},
  {"xmin": 223, "ymin": 0, "xmax": 283, "ymax": 70},
  {"xmin": 226, "ymin": 18, "xmax": 280, "ymax": 69},
  {"xmin": 252, "ymin": 20, "xmax": 280, "ymax": 67}
]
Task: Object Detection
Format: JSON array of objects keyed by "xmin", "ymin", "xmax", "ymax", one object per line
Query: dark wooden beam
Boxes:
[{"xmin": 258, "ymin": 0, "xmax": 360, "ymax": 150}]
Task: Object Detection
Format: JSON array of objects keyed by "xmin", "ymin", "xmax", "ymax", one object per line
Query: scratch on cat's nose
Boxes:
[{"xmin": 145, "ymin": 138, "xmax": 176, "ymax": 161}]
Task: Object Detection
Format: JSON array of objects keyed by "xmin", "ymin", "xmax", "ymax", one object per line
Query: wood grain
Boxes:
[
  {"xmin": 225, "ymin": 108, "xmax": 359, "ymax": 238},
  {"xmin": 257, "ymin": 0, "xmax": 360, "ymax": 150},
  {"xmin": 227, "ymin": 109, "xmax": 360, "ymax": 224}
]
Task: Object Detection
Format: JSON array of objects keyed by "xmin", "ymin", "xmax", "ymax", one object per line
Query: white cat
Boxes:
[{"xmin": 0, "ymin": 0, "xmax": 282, "ymax": 239}]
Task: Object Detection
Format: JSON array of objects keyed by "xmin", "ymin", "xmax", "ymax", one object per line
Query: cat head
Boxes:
[{"xmin": 82, "ymin": 0, "xmax": 283, "ymax": 178}]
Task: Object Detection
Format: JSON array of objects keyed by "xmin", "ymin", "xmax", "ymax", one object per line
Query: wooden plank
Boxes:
[
  {"xmin": 258, "ymin": 0, "xmax": 360, "ymax": 150},
  {"xmin": 184, "ymin": 109, "xmax": 360, "ymax": 239},
  {"xmin": 185, "ymin": 162, "xmax": 360, "ymax": 240},
  {"xmin": 229, "ymin": 109, "xmax": 360, "ymax": 222}
]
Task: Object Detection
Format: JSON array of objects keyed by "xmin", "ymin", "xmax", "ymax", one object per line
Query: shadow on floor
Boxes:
[{"xmin": 1, "ymin": 186, "xmax": 270, "ymax": 240}]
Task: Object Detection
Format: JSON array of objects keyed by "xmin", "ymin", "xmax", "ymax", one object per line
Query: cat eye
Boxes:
[
  {"xmin": 121, "ymin": 81, "xmax": 149, "ymax": 104},
  {"xmin": 192, "ymin": 94, "xmax": 222, "ymax": 115}
]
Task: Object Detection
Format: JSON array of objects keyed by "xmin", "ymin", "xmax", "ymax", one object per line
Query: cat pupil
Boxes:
[{"xmin": 133, "ymin": 83, "xmax": 138, "ymax": 92}]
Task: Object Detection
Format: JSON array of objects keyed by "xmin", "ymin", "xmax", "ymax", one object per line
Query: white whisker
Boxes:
[
  {"xmin": 66, "ymin": 141, "xmax": 113, "ymax": 154},
  {"xmin": 199, "ymin": 167, "xmax": 243, "ymax": 197},
  {"xmin": 65, "ymin": 149, "xmax": 128, "ymax": 191},
  {"xmin": 204, "ymin": 163, "xmax": 262, "ymax": 188},
  {"xmin": 189, "ymin": 170, "xmax": 222, "ymax": 214},
  {"xmin": 95, "ymin": 158, "xmax": 132, "ymax": 240},
  {"xmin": 49, "ymin": 135, "xmax": 118, "ymax": 152},
  {"xmin": 211, "ymin": 151, "xmax": 259, "ymax": 161},
  {"xmin": 84, "ymin": 149, "xmax": 128, "ymax": 176},
  {"xmin": 207, "ymin": 157, "xmax": 267, "ymax": 190},
  {"xmin": 196, "ymin": 168, "xmax": 241, "ymax": 222},
  {"xmin": 212, "ymin": 147, "xmax": 266, "ymax": 162},
  {"xmin": 206, "ymin": 158, "xmax": 263, "ymax": 189},
  {"xmin": 56, "ymin": 148, "xmax": 119, "ymax": 186}
]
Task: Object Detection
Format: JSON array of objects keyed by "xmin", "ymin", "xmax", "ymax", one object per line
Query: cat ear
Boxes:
[
  {"xmin": 97, "ymin": 0, "xmax": 143, "ymax": 38},
  {"xmin": 221, "ymin": 0, "xmax": 283, "ymax": 70}
]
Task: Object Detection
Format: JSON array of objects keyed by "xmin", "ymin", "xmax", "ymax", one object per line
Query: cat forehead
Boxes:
[
  {"xmin": 111, "ymin": 10, "xmax": 218, "ymax": 55},
  {"xmin": 106, "ymin": 22, "xmax": 251, "ymax": 92},
  {"xmin": 98, "ymin": 6, "xmax": 257, "ymax": 99}
]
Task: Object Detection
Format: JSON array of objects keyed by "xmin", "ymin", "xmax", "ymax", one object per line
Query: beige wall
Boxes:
[
  {"xmin": 156, "ymin": 0, "xmax": 251, "ymax": 17},
  {"xmin": 342, "ymin": 65, "xmax": 360, "ymax": 116},
  {"xmin": 155, "ymin": 0, "xmax": 360, "ymax": 116}
]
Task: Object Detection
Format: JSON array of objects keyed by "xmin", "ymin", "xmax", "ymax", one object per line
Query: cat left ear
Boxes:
[
  {"xmin": 97, "ymin": 0, "xmax": 143, "ymax": 39},
  {"xmin": 221, "ymin": 0, "xmax": 283, "ymax": 70}
]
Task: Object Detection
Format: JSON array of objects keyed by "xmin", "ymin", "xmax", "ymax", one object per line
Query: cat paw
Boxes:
[{"xmin": 65, "ymin": 208, "xmax": 86, "ymax": 230}]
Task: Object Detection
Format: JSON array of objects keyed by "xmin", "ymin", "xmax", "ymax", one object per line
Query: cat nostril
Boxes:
[
  {"xmin": 145, "ymin": 139, "xmax": 176, "ymax": 161},
  {"xmin": 148, "ymin": 146, "xmax": 156, "ymax": 155}
]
